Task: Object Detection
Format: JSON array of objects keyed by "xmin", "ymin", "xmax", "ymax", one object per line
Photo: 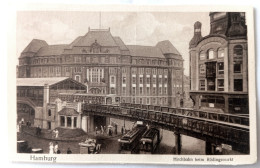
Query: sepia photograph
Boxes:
[{"xmin": 8, "ymin": 4, "xmax": 257, "ymax": 165}]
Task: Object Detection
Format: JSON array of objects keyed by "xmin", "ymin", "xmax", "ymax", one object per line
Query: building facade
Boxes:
[
  {"xmin": 18, "ymin": 28, "xmax": 184, "ymax": 107},
  {"xmin": 189, "ymin": 12, "xmax": 248, "ymax": 114}
]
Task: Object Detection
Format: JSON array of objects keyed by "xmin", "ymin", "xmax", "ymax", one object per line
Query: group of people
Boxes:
[
  {"xmin": 52, "ymin": 129, "xmax": 59, "ymax": 139},
  {"xmin": 49, "ymin": 142, "xmax": 72, "ymax": 154},
  {"xmin": 94, "ymin": 125, "xmax": 128, "ymax": 136},
  {"xmin": 49, "ymin": 142, "xmax": 60, "ymax": 154}
]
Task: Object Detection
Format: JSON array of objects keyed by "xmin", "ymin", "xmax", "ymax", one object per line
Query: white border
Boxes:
[{"xmin": 6, "ymin": 3, "xmax": 257, "ymax": 166}]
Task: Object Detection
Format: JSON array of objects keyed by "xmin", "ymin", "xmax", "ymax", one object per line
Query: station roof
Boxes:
[
  {"xmin": 17, "ymin": 77, "xmax": 69, "ymax": 87},
  {"xmin": 58, "ymin": 108, "xmax": 79, "ymax": 116}
]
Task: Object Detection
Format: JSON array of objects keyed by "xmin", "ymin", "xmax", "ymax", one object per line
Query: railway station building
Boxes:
[
  {"xmin": 17, "ymin": 77, "xmax": 87, "ymax": 129},
  {"xmin": 189, "ymin": 12, "xmax": 248, "ymax": 114}
]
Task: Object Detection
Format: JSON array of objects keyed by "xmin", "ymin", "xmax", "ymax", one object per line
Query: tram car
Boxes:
[
  {"xmin": 139, "ymin": 127, "xmax": 162, "ymax": 154},
  {"xmin": 118, "ymin": 122, "xmax": 147, "ymax": 154}
]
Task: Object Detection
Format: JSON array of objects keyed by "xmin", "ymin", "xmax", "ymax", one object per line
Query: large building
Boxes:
[
  {"xmin": 18, "ymin": 28, "xmax": 184, "ymax": 107},
  {"xmin": 189, "ymin": 12, "xmax": 248, "ymax": 114}
]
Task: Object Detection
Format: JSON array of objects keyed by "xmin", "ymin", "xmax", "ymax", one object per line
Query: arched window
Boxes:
[
  {"xmin": 207, "ymin": 49, "xmax": 214, "ymax": 59},
  {"xmin": 234, "ymin": 45, "xmax": 243, "ymax": 57},
  {"xmin": 48, "ymin": 109, "xmax": 51, "ymax": 116},
  {"xmin": 199, "ymin": 51, "xmax": 205, "ymax": 60},
  {"xmin": 217, "ymin": 48, "xmax": 224, "ymax": 58}
]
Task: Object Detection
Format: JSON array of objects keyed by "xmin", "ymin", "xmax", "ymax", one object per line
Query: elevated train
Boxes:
[
  {"xmin": 139, "ymin": 127, "xmax": 162, "ymax": 154},
  {"xmin": 118, "ymin": 122, "xmax": 147, "ymax": 154}
]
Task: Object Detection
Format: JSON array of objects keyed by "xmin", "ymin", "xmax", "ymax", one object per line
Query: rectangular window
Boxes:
[
  {"xmin": 132, "ymin": 76, "xmax": 136, "ymax": 83},
  {"xmin": 132, "ymin": 98, "xmax": 136, "ymax": 104},
  {"xmin": 218, "ymin": 79, "xmax": 224, "ymax": 91},
  {"xmin": 139, "ymin": 87, "xmax": 143, "ymax": 95},
  {"xmin": 152, "ymin": 98, "xmax": 156, "ymax": 104},
  {"xmin": 152, "ymin": 77, "xmax": 156, "ymax": 84},
  {"xmin": 164, "ymin": 87, "xmax": 167, "ymax": 95},
  {"xmin": 199, "ymin": 80, "xmax": 206, "ymax": 91},
  {"xmin": 111, "ymin": 76, "xmax": 115, "ymax": 84},
  {"xmin": 60, "ymin": 116, "xmax": 65, "ymax": 127},
  {"xmin": 218, "ymin": 62, "xmax": 224, "ymax": 74},
  {"xmin": 199, "ymin": 64, "xmax": 206, "ymax": 75},
  {"xmin": 234, "ymin": 62, "xmax": 242, "ymax": 73},
  {"xmin": 207, "ymin": 78, "xmax": 215, "ymax": 91},
  {"xmin": 122, "ymin": 87, "xmax": 126, "ymax": 94},
  {"xmin": 234, "ymin": 79, "xmax": 243, "ymax": 91},
  {"xmin": 122, "ymin": 76, "xmax": 126, "ymax": 84},
  {"xmin": 164, "ymin": 77, "xmax": 168, "ymax": 84},
  {"xmin": 153, "ymin": 87, "xmax": 156, "ymax": 95},
  {"xmin": 140, "ymin": 98, "xmax": 143, "ymax": 104},
  {"xmin": 159, "ymin": 87, "xmax": 162, "ymax": 94},
  {"xmin": 74, "ymin": 117, "xmax": 77, "ymax": 128},
  {"xmin": 146, "ymin": 77, "xmax": 150, "ymax": 84},
  {"xmin": 132, "ymin": 87, "xmax": 136, "ymax": 95},
  {"xmin": 139, "ymin": 77, "xmax": 143, "ymax": 84},
  {"xmin": 159, "ymin": 77, "xmax": 162, "ymax": 84},
  {"xmin": 146, "ymin": 87, "xmax": 150, "ymax": 95},
  {"xmin": 146, "ymin": 98, "xmax": 150, "ymax": 105}
]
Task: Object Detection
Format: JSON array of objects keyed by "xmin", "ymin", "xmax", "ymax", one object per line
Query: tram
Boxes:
[
  {"xmin": 139, "ymin": 127, "xmax": 162, "ymax": 154},
  {"xmin": 118, "ymin": 122, "xmax": 147, "ymax": 154}
]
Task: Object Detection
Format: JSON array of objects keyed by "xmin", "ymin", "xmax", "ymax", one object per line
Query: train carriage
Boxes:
[
  {"xmin": 139, "ymin": 127, "xmax": 163, "ymax": 154},
  {"xmin": 118, "ymin": 123, "xmax": 147, "ymax": 154}
]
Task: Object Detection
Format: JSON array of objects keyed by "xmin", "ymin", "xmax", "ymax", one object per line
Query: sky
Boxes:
[{"xmin": 16, "ymin": 11, "xmax": 210, "ymax": 75}]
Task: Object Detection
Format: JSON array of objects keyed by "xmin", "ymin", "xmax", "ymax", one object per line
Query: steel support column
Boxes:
[
  {"xmin": 174, "ymin": 132, "xmax": 182, "ymax": 154},
  {"xmin": 205, "ymin": 141, "xmax": 216, "ymax": 155}
]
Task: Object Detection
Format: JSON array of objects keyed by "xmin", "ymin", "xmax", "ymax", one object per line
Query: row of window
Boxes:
[
  {"xmin": 129, "ymin": 97, "xmax": 168, "ymax": 105},
  {"xmin": 131, "ymin": 68, "xmax": 169, "ymax": 75},
  {"xmin": 121, "ymin": 86, "xmax": 168, "ymax": 95},
  {"xmin": 199, "ymin": 45, "xmax": 243, "ymax": 61},
  {"xmin": 199, "ymin": 79, "xmax": 243, "ymax": 91},
  {"xmin": 199, "ymin": 62, "xmax": 243, "ymax": 76},
  {"xmin": 30, "ymin": 55, "xmax": 181, "ymax": 67},
  {"xmin": 131, "ymin": 76, "xmax": 168, "ymax": 85}
]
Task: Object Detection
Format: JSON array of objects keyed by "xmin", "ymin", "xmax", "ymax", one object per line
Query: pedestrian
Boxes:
[
  {"xmin": 54, "ymin": 142, "xmax": 59, "ymax": 154},
  {"xmin": 55, "ymin": 129, "xmax": 59, "ymax": 138},
  {"xmin": 121, "ymin": 126, "xmax": 124, "ymax": 134},
  {"xmin": 104, "ymin": 126, "xmax": 106, "ymax": 134},
  {"xmin": 49, "ymin": 142, "xmax": 54, "ymax": 154},
  {"xmin": 21, "ymin": 118, "xmax": 24, "ymax": 125},
  {"xmin": 67, "ymin": 147, "xmax": 72, "ymax": 154},
  {"xmin": 36, "ymin": 126, "xmax": 39, "ymax": 136},
  {"xmin": 52, "ymin": 129, "xmax": 56, "ymax": 138},
  {"xmin": 115, "ymin": 124, "xmax": 117, "ymax": 135},
  {"xmin": 108, "ymin": 128, "xmax": 112, "ymax": 136},
  {"xmin": 101, "ymin": 125, "xmax": 104, "ymax": 134},
  {"xmin": 95, "ymin": 126, "xmax": 98, "ymax": 134}
]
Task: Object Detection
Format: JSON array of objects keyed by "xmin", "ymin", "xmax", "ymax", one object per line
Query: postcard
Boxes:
[{"xmin": 8, "ymin": 4, "xmax": 257, "ymax": 165}]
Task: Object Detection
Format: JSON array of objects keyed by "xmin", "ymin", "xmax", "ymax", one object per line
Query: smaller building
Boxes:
[{"xmin": 17, "ymin": 77, "xmax": 87, "ymax": 129}]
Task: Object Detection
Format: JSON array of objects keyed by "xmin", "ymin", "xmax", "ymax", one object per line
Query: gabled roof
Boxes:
[
  {"xmin": 65, "ymin": 36, "xmax": 83, "ymax": 49},
  {"xmin": 126, "ymin": 45, "xmax": 165, "ymax": 58},
  {"xmin": 21, "ymin": 39, "xmax": 48, "ymax": 57},
  {"xmin": 73, "ymin": 30, "xmax": 118, "ymax": 47},
  {"xmin": 36, "ymin": 45, "xmax": 67, "ymax": 56},
  {"xmin": 58, "ymin": 108, "xmax": 79, "ymax": 116},
  {"xmin": 17, "ymin": 77, "xmax": 69, "ymax": 87},
  {"xmin": 113, "ymin": 36, "xmax": 129, "ymax": 51},
  {"xmin": 156, "ymin": 40, "xmax": 181, "ymax": 55}
]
